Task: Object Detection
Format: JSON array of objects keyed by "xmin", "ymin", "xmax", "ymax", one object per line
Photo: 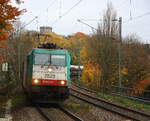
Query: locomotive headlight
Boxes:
[
  {"xmin": 34, "ymin": 79, "xmax": 40, "ymax": 84},
  {"xmin": 60, "ymin": 80, "xmax": 65, "ymax": 85},
  {"xmin": 48, "ymin": 68, "xmax": 52, "ymax": 72}
]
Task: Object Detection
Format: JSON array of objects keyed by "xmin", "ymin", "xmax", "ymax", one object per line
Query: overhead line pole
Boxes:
[
  {"xmin": 118, "ymin": 17, "xmax": 122, "ymax": 91},
  {"xmin": 112, "ymin": 17, "xmax": 122, "ymax": 92}
]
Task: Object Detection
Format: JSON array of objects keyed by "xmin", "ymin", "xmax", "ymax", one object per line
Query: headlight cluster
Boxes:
[
  {"xmin": 33, "ymin": 79, "xmax": 40, "ymax": 84},
  {"xmin": 60, "ymin": 80, "xmax": 65, "ymax": 85},
  {"xmin": 48, "ymin": 67, "xmax": 53, "ymax": 72}
]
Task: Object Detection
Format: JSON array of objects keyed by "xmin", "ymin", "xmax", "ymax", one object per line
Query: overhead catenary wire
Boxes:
[
  {"xmin": 21, "ymin": 16, "xmax": 38, "ymax": 30},
  {"xmin": 129, "ymin": 0, "xmax": 132, "ymax": 20},
  {"xmin": 52, "ymin": 0, "xmax": 83, "ymax": 26},
  {"xmin": 78, "ymin": 19, "xmax": 103, "ymax": 21},
  {"xmin": 36, "ymin": 0, "xmax": 58, "ymax": 26},
  {"xmin": 47, "ymin": 0, "xmax": 58, "ymax": 10},
  {"xmin": 124, "ymin": 11, "xmax": 150, "ymax": 23},
  {"xmin": 59, "ymin": 0, "xmax": 62, "ymax": 18},
  {"xmin": 77, "ymin": 19, "xmax": 97, "ymax": 31},
  {"xmin": 116, "ymin": 0, "xmax": 129, "ymax": 10},
  {"xmin": 37, "ymin": 0, "xmax": 58, "ymax": 17}
]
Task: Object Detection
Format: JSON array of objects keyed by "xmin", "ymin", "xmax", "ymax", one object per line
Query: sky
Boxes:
[{"xmin": 15, "ymin": 0, "xmax": 150, "ymax": 43}]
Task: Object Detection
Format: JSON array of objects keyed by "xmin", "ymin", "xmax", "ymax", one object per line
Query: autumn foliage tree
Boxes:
[
  {"xmin": 0, "ymin": 0, "xmax": 22, "ymax": 41},
  {"xmin": 122, "ymin": 35, "xmax": 150, "ymax": 87},
  {"xmin": 5, "ymin": 31, "xmax": 34, "ymax": 90},
  {"xmin": 80, "ymin": 2, "xmax": 149, "ymax": 92},
  {"xmin": 80, "ymin": 35, "xmax": 119, "ymax": 90}
]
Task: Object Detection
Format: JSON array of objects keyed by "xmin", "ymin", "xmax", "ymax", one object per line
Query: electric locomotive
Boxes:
[{"xmin": 23, "ymin": 44, "xmax": 71, "ymax": 103}]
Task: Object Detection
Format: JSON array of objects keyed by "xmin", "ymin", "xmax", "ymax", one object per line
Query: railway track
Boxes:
[
  {"xmin": 36, "ymin": 104, "xmax": 84, "ymax": 121},
  {"xmin": 71, "ymin": 85, "xmax": 150, "ymax": 121}
]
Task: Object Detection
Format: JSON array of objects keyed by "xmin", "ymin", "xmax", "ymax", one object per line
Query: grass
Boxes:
[
  {"xmin": 0, "ymin": 96, "xmax": 8, "ymax": 106},
  {"xmin": 63, "ymin": 103, "xmax": 91, "ymax": 112},
  {"xmin": 97, "ymin": 93, "xmax": 150, "ymax": 110},
  {"xmin": 11, "ymin": 93, "xmax": 27, "ymax": 108},
  {"xmin": 0, "ymin": 96, "xmax": 7, "ymax": 118},
  {"xmin": 73, "ymin": 81, "xmax": 150, "ymax": 111}
]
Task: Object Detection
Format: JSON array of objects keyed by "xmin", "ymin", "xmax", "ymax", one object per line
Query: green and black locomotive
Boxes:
[{"xmin": 23, "ymin": 44, "xmax": 71, "ymax": 103}]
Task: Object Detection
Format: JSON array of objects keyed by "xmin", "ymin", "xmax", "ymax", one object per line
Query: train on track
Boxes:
[{"xmin": 23, "ymin": 43, "xmax": 71, "ymax": 103}]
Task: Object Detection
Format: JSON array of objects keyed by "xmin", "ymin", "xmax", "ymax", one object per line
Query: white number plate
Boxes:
[{"xmin": 45, "ymin": 74, "xmax": 55, "ymax": 78}]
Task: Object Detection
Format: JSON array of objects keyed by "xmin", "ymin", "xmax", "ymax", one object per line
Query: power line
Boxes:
[
  {"xmin": 124, "ymin": 11, "xmax": 150, "ymax": 23},
  {"xmin": 38, "ymin": 0, "xmax": 58, "ymax": 17},
  {"xmin": 37, "ymin": 0, "xmax": 58, "ymax": 25},
  {"xmin": 52, "ymin": 0, "xmax": 83, "ymax": 25},
  {"xmin": 130, "ymin": 0, "xmax": 132, "ymax": 19},
  {"xmin": 79, "ymin": 19, "xmax": 103, "ymax": 21},
  {"xmin": 59, "ymin": 0, "xmax": 62, "ymax": 18},
  {"xmin": 77, "ymin": 19, "xmax": 97, "ymax": 31},
  {"xmin": 116, "ymin": 0, "xmax": 129, "ymax": 10},
  {"xmin": 47, "ymin": 0, "xmax": 58, "ymax": 11},
  {"xmin": 21, "ymin": 16, "xmax": 38, "ymax": 29}
]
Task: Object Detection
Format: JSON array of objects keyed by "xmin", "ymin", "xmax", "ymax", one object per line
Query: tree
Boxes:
[
  {"xmin": 80, "ymin": 2, "xmax": 119, "ymax": 90},
  {"xmin": 80, "ymin": 2, "xmax": 150, "ymax": 91},
  {"xmin": 5, "ymin": 33, "xmax": 34, "ymax": 91},
  {"xmin": 80, "ymin": 35, "xmax": 118, "ymax": 90},
  {"xmin": 15, "ymin": 0, "xmax": 22, "ymax": 4},
  {"xmin": 0, "ymin": 0, "xmax": 23, "ymax": 41},
  {"xmin": 122, "ymin": 35, "xmax": 150, "ymax": 87},
  {"xmin": 66, "ymin": 32, "xmax": 88, "ymax": 64},
  {"xmin": 98, "ymin": 2, "xmax": 119, "ymax": 38}
]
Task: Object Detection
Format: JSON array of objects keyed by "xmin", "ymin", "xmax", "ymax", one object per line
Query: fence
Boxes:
[{"xmin": 104, "ymin": 85, "xmax": 150, "ymax": 104}]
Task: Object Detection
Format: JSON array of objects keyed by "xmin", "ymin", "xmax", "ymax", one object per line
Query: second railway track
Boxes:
[
  {"xmin": 36, "ymin": 104, "xmax": 84, "ymax": 121},
  {"xmin": 70, "ymin": 85, "xmax": 150, "ymax": 121}
]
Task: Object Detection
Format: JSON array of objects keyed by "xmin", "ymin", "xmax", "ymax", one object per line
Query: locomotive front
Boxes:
[{"xmin": 26, "ymin": 48, "xmax": 71, "ymax": 103}]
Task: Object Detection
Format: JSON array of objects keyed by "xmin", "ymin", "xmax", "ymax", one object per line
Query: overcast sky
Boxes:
[{"xmin": 18, "ymin": 0, "xmax": 150, "ymax": 43}]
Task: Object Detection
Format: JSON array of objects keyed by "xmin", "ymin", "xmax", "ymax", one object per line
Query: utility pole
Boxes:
[
  {"xmin": 118, "ymin": 17, "xmax": 122, "ymax": 90},
  {"xmin": 112, "ymin": 17, "xmax": 122, "ymax": 91},
  {"xmin": 119, "ymin": 17, "xmax": 122, "ymax": 42},
  {"xmin": 78, "ymin": 49, "xmax": 80, "ymax": 84}
]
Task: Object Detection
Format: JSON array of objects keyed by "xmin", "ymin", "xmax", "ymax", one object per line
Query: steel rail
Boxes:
[
  {"xmin": 70, "ymin": 88, "xmax": 150, "ymax": 121},
  {"xmin": 36, "ymin": 105, "xmax": 52, "ymax": 121},
  {"xmin": 36, "ymin": 104, "xmax": 84, "ymax": 121},
  {"xmin": 72, "ymin": 82, "xmax": 150, "ymax": 104},
  {"xmin": 58, "ymin": 105, "xmax": 84, "ymax": 121}
]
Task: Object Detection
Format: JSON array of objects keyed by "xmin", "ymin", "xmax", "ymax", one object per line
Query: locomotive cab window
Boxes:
[
  {"xmin": 51, "ymin": 55, "xmax": 66, "ymax": 66},
  {"xmin": 34, "ymin": 54, "xmax": 50, "ymax": 65},
  {"xmin": 34, "ymin": 54, "xmax": 66, "ymax": 66}
]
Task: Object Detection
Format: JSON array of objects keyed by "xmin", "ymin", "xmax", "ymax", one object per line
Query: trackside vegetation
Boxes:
[{"xmin": 97, "ymin": 93, "xmax": 150, "ymax": 110}]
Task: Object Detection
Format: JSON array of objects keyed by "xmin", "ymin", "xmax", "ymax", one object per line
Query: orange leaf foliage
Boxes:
[
  {"xmin": 133, "ymin": 78, "xmax": 150, "ymax": 90},
  {"xmin": 68, "ymin": 32, "xmax": 87, "ymax": 40},
  {"xmin": 81, "ymin": 61, "xmax": 101, "ymax": 89},
  {"xmin": 0, "ymin": 0, "xmax": 23, "ymax": 42}
]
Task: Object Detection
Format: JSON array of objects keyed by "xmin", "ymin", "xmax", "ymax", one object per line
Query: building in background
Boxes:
[{"xmin": 40, "ymin": 26, "xmax": 52, "ymax": 34}]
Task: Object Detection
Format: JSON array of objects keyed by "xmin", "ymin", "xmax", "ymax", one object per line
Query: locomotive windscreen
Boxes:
[
  {"xmin": 35, "ymin": 54, "xmax": 50, "ymax": 65},
  {"xmin": 34, "ymin": 54, "xmax": 66, "ymax": 66},
  {"xmin": 51, "ymin": 55, "xmax": 66, "ymax": 66}
]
